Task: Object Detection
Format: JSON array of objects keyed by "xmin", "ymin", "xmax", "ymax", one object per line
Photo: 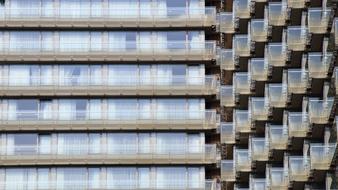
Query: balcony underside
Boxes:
[{"xmin": 0, "ymin": 120, "xmax": 217, "ymax": 131}]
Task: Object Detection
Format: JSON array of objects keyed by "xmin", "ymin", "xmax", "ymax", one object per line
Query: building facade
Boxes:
[{"xmin": 0, "ymin": 0, "xmax": 337, "ymax": 189}]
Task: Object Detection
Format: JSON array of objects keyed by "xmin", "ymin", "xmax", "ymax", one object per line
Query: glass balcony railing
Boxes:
[
  {"xmin": 233, "ymin": 35, "xmax": 251, "ymax": 57},
  {"xmin": 234, "ymin": 0, "xmax": 251, "ymax": 19},
  {"xmin": 0, "ymin": 144, "xmax": 217, "ymax": 165},
  {"xmin": 221, "ymin": 85, "xmax": 235, "ymax": 107},
  {"xmin": 310, "ymin": 143, "xmax": 336, "ymax": 170},
  {"xmin": 221, "ymin": 160, "xmax": 236, "ymax": 181},
  {"xmin": 251, "ymin": 19, "xmax": 268, "ymax": 42},
  {"xmin": 308, "ymin": 8, "xmax": 332, "ymax": 34},
  {"xmin": 250, "ymin": 97, "xmax": 270, "ymax": 121},
  {"xmin": 0, "ymin": 110, "xmax": 218, "ymax": 130},
  {"xmin": 308, "ymin": 98, "xmax": 334, "ymax": 124},
  {"xmin": 335, "ymin": 68, "xmax": 338, "ymax": 95},
  {"xmin": 220, "ymin": 122, "xmax": 235, "ymax": 144},
  {"xmin": 335, "ymin": 18, "xmax": 338, "ymax": 46},
  {"xmin": 235, "ymin": 149, "xmax": 251, "ymax": 172},
  {"xmin": 287, "ymin": 26, "xmax": 308, "ymax": 51},
  {"xmin": 287, "ymin": 0, "xmax": 306, "ymax": 8},
  {"xmin": 287, "ymin": 69, "xmax": 309, "ymax": 94},
  {"xmin": 250, "ymin": 177, "xmax": 266, "ymax": 190},
  {"xmin": 234, "ymin": 186, "xmax": 249, "ymax": 190},
  {"xmin": 249, "ymin": 58, "xmax": 268, "ymax": 81},
  {"xmin": 268, "ymin": 1, "xmax": 287, "ymax": 26},
  {"xmin": 266, "ymin": 43, "xmax": 288, "ymax": 67},
  {"xmin": 288, "ymin": 112, "xmax": 309, "ymax": 137},
  {"xmin": 266, "ymin": 167, "xmax": 289, "ymax": 189},
  {"xmin": 308, "ymin": 52, "xmax": 333, "ymax": 79},
  {"xmin": 0, "ymin": 7, "xmax": 217, "ymax": 28},
  {"xmin": 267, "ymin": 83, "xmax": 288, "ymax": 108},
  {"xmin": 0, "ymin": 41, "xmax": 217, "ymax": 61},
  {"xmin": 268, "ymin": 124, "xmax": 288, "ymax": 150},
  {"xmin": 218, "ymin": 49, "xmax": 235, "ymax": 70},
  {"xmin": 0, "ymin": 75, "xmax": 219, "ymax": 96},
  {"xmin": 234, "ymin": 110, "xmax": 252, "ymax": 133},
  {"xmin": 234, "ymin": 73, "xmax": 251, "ymax": 95},
  {"xmin": 219, "ymin": 12, "xmax": 235, "ymax": 33},
  {"xmin": 289, "ymin": 156, "xmax": 310, "ymax": 181},
  {"xmin": 250, "ymin": 137, "xmax": 269, "ymax": 161}
]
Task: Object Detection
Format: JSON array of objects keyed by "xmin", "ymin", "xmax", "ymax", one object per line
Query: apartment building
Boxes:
[{"xmin": 0, "ymin": 0, "xmax": 337, "ymax": 189}]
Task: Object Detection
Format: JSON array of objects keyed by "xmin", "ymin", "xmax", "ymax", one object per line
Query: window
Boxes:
[
  {"xmin": 172, "ymin": 65, "xmax": 186, "ymax": 85},
  {"xmin": 167, "ymin": 32, "xmax": 186, "ymax": 49},
  {"xmin": 14, "ymin": 134, "xmax": 38, "ymax": 154},
  {"xmin": 16, "ymin": 100, "xmax": 39, "ymax": 120},
  {"xmin": 167, "ymin": 0, "xmax": 186, "ymax": 16}
]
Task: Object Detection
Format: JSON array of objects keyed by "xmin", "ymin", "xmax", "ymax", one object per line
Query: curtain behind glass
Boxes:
[{"xmin": 107, "ymin": 168, "xmax": 137, "ymax": 189}]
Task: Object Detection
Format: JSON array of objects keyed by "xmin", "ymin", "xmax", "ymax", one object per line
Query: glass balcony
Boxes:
[
  {"xmin": 0, "ymin": 143, "xmax": 217, "ymax": 165},
  {"xmin": 266, "ymin": 167, "xmax": 289, "ymax": 189},
  {"xmin": 266, "ymin": 43, "xmax": 288, "ymax": 67},
  {"xmin": 288, "ymin": 112, "xmax": 309, "ymax": 137},
  {"xmin": 308, "ymin": 8, "xmax": 332, "ymax": 34},
  {"xmin": 308, "ymin": 98, "xmax": 334, "ymax": 124},
  {"xmin": 0, "ymin": 41, "xmax": 217, "ymax": 62},
  {"xmin": 267, "ymin": 83, "xmax": 288, "ymax": 108},
  {"xmin": 250, "ymin": 137, "xmax": 269, "ymax": 161},
  {"xmin": 221, "ymin": 160, "xmax": 236, "ymax": 181},
  {"xmin": 335, "ymin": 68, "xmax": 338, "ymax": 95},
  {"xmin": 249, "ymin": 97, "xmax": 270, "ymax": 121},
  {"xmin": 268, "ymin": 1, "xmax": 288, "ymax": 26},
  {"xmin": 310, "ymin": 143, "xmax": 336, "ymax": 170},
  {"xmin": 287, "ymin": 69, "xmax": 309, "ymax": 94},
  {"xmin": 0, "ymin": 7, "xmax": 217, "ymax": 28},
  {"xmin": 0, "ymin": 75, "xmax": 219, "ymax": 96},
  {"xmin": 234, "ymin": 186, "xmax": 249, "ymax": 190},
  {"xmin": 233, "ymin": 34, "xmax": 251, "ymax": 57},
  {"xmin": 220, "ymin": 122, "xmax": 235, "ymax": 144},
  {"xmin": 251, "ymin": 19, "xmax": 268, "ymax": 42},
  {"xmin": 219, "ymin": 12, "xmax": 235, "ymax": 33},
  {"xmin": 234, "ymin": 149, "xmax": 251, "ymax": 172},
  {"xmin": 287, "ymin": 0, "xmax": 306, "ymax": 8},
  {"xmin": 335, "ymin": 18, "xmax": 338, "ymax": 46},
  {"xmin": 289, "ymin": 156, "xmax": 310, "ymax": 181},
  {"xmin": 234, "ymin": 72, "xmax": 251, "ymax": 95},
  {"xmin": 234, "ymin": 110, "xmax": 252, "ymax": 133},
  {"xmin": 221, "ymin": 85, "xmax": 235, "ymax": 107},
  {"xmin": 249, "ymin": 58, "xmax": 268, "ymax": 81},
  {"xmin": 234, "ymin": 0, "xmax": 251, "ymax": 19},
  {"xmin": 287, "ymin": 26, "xmax": 308, "ymax": 51},
  {"xmin": 0, "ymin": 109, "xmax": 218, "ymax": 131},
  {"xmin": 308, "ymin": 52, "xmax": 333, "ymax": 79},
  {"xmin": 218, "ymin": 49, "xmax": 235, "ymax": 71},
  {"xmin": 268, "ymin": 124, "xmax": 288, "ymax": 150},
  {"xmin": 250, "ymin": 177, "xmax": 266, "ymax": 190}
]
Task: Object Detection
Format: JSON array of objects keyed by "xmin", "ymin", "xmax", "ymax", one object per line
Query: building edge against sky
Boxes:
[{"xmin": 0, "ymin": 0, "xmax": 337, "ymax": 190}]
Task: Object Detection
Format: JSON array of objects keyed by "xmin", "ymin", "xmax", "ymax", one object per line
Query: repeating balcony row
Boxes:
[{"xmin": 221, "ymin": 143, "xmax": 337, "ymax": 183}]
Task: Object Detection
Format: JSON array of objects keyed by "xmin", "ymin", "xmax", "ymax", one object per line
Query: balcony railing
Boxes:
[
  {"xmin": 220, "ymin": 122, "xmax": 235, "ymax": 144},
  {"xmin": 308, "ymin": 98, "xmax": 334, "ymax": 124},
  {"xmin": 335, "ymin": 68, "xmax": 338, "ymax": 95},
  {"xmin": 335, "ymin": 18, "xmax": 338, "ymax": 46},
  {"xmin": 233, "ymin": 35, "xmax": 252, "ymax": 57},
  {"xmin": 0, "ymin": 7, "xmax": 217, "ymax": 28},
  {"xmin": 250, "ymin": 137, "xmax": 269, "ymax": 161},
  {"xmin": 250, "ymin": 177, "xmax": 266, "ymax": 190},
  {"xmin": 251, "ymin": 19, "xmax": 268, "ymax": 42},
  {"xmin": 287, "ymin": 26, "xmax": 308, "ymax": 51},
  {"xmin": 249, "ymin": 97, "xmax": 270, "ymax": 121},
  {"xmin": 235, "ymin": 149, "xmax": 251, "ymax": 172},
  {"xmin": 221, "ymin": 160, "xmax": 236, "ymax": 181},
  {"xmin": 0, "ymin": 110, "xmax": 218, "ymax": 130},
  {"xmin": 0, "ymin": 75, "xmax": 218, "ymax": 96},
  {"xmin": 308, "ymin": 52, "xmax": 333, "ymax": 79},
  {"xmin": 0, "ymin": 41, "xmax": 217, "ymax": 61},
  {"xmin": 288, "ymin": 112, "xmax": 309, "ymax": 137},
  {"xmin": 220, "ymin": 85, "xmax": 235, "ymax": 107},
  {"xmin": 0, "ymin": 144, "xmax": 217, "ymax": 165},
  {"xmin": 234, "ymin": 110, "xmax": 252, "ymax": 133},
  {"xmin": 266, "ymin": 167, "xmax": 289, "ymax": 189},
  {"xmin": 268, "ymin": 1, "xmax": 288, "ymax": 26},
  {"xmin": 219, "ymin": 12, "xmax": 235, "ymax": 33},
  {"xmin": 287, "ymin": 0, "xmax": 306, "ymax": 8},
  {"xmin": 266, "ymin": 43, "xmax": 288, "ymax": 67},
  {"xmin": 287, "ymin": 69, "xmax": 308, "ymax": 94},
  {"xmin": 268, "ymin": 124, "xmax": 288, "ymax": 150},
  {"xmin": 249, "ymin": 58, "xmax": 268, "ymax": 81},
  {"xmin": 289, "ymin": 156, "xmax": 310, "ymax": 181},
  {"xmin": 267, "ymin": 83, "xmax": 288, "ymax": 108},
  {"xmin": 234, "ymin": 73, "xmax": 251, "ymax": 95},
  {"xmin": 310, "ymin": 143, "xmax": 336, "ymax": 170},
  {"xmin": 308, "ymin": 8, "xmax": 332, "ymax": 34},
  {"xmin": 234, "ymin": 0, "xmax": 252, "ymax": 19},
  {"xmin": 218, "ymin": 49, "xmax": 235, "ymax": 70}
]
